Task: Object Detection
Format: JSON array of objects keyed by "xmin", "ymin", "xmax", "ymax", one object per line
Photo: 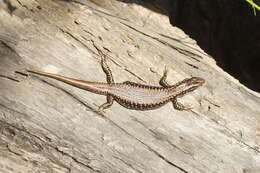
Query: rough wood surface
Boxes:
[{"xmin": 0, "ymin": 0, "xmax": 260, "ymax": 173}]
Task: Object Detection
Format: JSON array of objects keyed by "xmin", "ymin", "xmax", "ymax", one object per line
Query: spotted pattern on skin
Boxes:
[
  {"xmin": 122, "ymin": 81, "xmax": 166, "ymax": 90},
  {"xmin": 113, "ymin": 94, "xmax": 172, "ymax": 110}
]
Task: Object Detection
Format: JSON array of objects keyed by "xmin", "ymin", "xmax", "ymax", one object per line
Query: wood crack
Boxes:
[
  {"xmin": 0, "ymin": 74, "xmax": 20, "ymax": 82},
  {"xmin": 101, "ymin": 116, "xmax": 189, "ymax": 173},
  {"xmin": 119, "ymin": 22, "xmax": 202, "ymax": 62},
  {"xmin": 112, "ymin": 156, "xmax": 143, "ymax": 173},
  {"xmin": 147, "ymin": 147, "xmax": 188, "ymax": 173},
  {"xmin": 132, "ymin": 117, "xmax": 194, "ymax": 157},
  {"xmin": 184, "ymin": 62, "xmax": 199, "ymax": 69},
  {"xmin": 191, "ymin": 110, "xmax": 260, "ymax": 154},
  {"xmin": 55, "ymin": 146, "xmax": 102, "ymax": 173},
  {"xmin": 15, "ymin": 0, "xmax": 29, "ymax": 10},
  {"xmin": 90, "ymin": 39, "xmax": 147, "ymax": 83},
  {"xmin": 57, "ymin": 27, "xmax": 96, "ymax": 55},
  {"xmin": 0, "ymin": 103, "xmax": 29, "ymax": 119},
  {"xmin": 3, "ymin": 0, "xmax": 17, "ymax": 13},
  {"xmin": 159, "ymin": 33, "xmax": 208, "ymax": 56},
  {"xmin": 0, "ymin": 40, "xmax": 20, "ymax": 57},
  {"xmin": 70, "ymin": 0, "xmax": 128, "ymax": 21},
  {"xmin": 124, "ymin": 68, "xmax": 146, "ymax": 83},
  {"xmin": 0, "ymin": 119, "xmax": 100, "ymax": 172},
  {"xmin": 35, "ymin": 78, "xmax": 98, "ymax": 113}
]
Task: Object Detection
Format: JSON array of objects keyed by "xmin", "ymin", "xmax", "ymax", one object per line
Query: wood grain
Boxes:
[{"xmin": 0, "ymin": 0, "xmax": 260, "ymax": 172}]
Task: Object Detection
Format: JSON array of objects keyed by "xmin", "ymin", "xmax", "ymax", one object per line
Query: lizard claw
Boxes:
[
  {"xmin": 96, "ymin": 107, "xmax": 106, "ymax": 115},
  {"xmin": 182, "ymin": 105, "xmax": 193, "ymax": 111}
]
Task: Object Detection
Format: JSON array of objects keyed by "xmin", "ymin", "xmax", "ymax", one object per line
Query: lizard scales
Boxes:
[{"xmin": 27, "ymin": 53, "xmax": 205, "ymax": 111}]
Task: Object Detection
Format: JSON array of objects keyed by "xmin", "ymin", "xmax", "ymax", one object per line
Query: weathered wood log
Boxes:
[{"xmin": 0, "ymin": 0, "xmax": 260, "ymax": 172}]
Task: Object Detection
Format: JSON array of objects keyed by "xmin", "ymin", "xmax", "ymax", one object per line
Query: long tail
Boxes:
[{"xmin": 26, "ymin": 69, "xmax": 108, "ymax": 95}]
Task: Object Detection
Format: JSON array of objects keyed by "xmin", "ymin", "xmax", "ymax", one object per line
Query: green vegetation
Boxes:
[{"xmin": 246, "ymin": 0, "xmax": 260, "ymax": 15}]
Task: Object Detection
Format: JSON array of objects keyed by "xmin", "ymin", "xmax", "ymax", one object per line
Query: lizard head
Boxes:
[
  {"xmin": 186, "ymin": 77, "xmax": 205, "ymax": 87},
  {"xmin": 171, "ymin": 77, "xmax": 205, "ymax": 97}
]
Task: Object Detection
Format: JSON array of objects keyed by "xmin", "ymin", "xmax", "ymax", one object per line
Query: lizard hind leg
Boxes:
[
  {"xmin": 159, "ymin": 66, "xmax": 170, "ymax": 87},
  {"xmin": 100, "ymin": 52, "xmax": 114, "ymax": 83},
  {"xmin": 172, "ymin": 99, "xmax": 192, "ymax": 111},
  {"xmin": 98, "ymin": 95, "xmax": 114, "ymax": 113}
]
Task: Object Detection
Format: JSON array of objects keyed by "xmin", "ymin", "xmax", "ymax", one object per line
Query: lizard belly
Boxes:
[{"xmin": 107, "ymin": 85, "xmax": 173, "ymax": 110}]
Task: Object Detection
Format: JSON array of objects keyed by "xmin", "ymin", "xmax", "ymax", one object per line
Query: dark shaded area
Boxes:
[
  {"xmin": 120, "ymin": 0, "xmax": 260, "ymax": 92},
  {"xmin": 169, "ymin": 0, "xmax": 260, "ymax": 92},
  {"xmin": 3, "ymin": 0, "xmax": 17, "ymax": 13},
  {"xmin": 120, "ymin": 0, "xmax": 171, "ymax": 15}
]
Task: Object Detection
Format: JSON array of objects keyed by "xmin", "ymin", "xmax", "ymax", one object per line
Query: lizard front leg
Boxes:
[
  {"xmin": 172, "ymin": 98, "xmax": 192, "ymax": 111},
  {"xmin": 159, "ymin": 67, "xmax": 191, "ymax": 111},
  {"xmin": 159, "ymin": 66, "xmax": 170, "ymax": 87}
]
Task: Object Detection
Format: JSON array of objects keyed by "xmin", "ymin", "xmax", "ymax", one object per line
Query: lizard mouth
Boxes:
[
  {"xmin": 195, "ymin": 77, "xmax": 205, "ymax": 85},
  {"xmin": 189, "ymin": 77, "xmax": 205, "ymax": 86}
]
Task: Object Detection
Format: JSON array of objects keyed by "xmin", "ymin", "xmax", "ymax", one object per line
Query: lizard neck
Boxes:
[{"xmin": 167, "ymin": 77, "xmax": 205, "ymax": 97}]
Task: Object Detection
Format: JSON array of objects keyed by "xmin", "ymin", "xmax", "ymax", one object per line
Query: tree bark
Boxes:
[{"xmin": 0, "ymin": 0, "xmax": 260, "ymax": 173}]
